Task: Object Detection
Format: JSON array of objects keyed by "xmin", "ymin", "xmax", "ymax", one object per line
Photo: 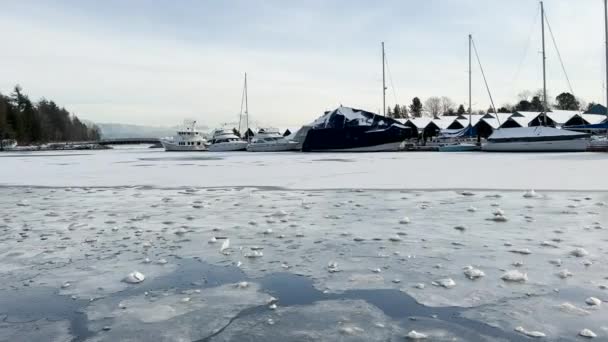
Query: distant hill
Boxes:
[{"xmin": 96, "ymin": 123, "xmax": 208, "ymax": 139}]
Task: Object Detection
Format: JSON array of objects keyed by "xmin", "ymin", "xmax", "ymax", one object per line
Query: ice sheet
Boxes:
[{"xmin": 1, "ymin": 149, "xmax": 608, "ymax": 190}]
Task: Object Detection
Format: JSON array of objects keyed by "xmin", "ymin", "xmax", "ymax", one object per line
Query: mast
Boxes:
[
  {"xmin": 468, "ymin": 34, "xmax": 472, "ymax": 126},
  {"xmin": 541, "ymin": 1, "xmax": 548, "ymax": 125},
  {"xmin": 244, "ymin": 73, "xmax": 249, "ymax": 141},
  {"xmin": 604, "ymin": 0, "xmax": 608, "ymax": 135},
  {"xmin": 382, "ymin": 42, "xmax": 386, "ymax": 116}
]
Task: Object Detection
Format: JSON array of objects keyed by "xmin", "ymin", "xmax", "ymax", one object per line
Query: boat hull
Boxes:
[
  {"xmin": 306, "ymin": 141, "xmax": 403, "ymax": 152},
  {"xmin": 302, "ymin": 125, "xmax": 411, "ymax": 152},
  {"xmin": 438, "ymin": 143, "xmax": 480, "ymax": 152},
  {"xmin": 208, "ymin": 141, "xmax": 248, "ymax": 152},
  {"xmin": 161, "ymin": 140, "xmax": 207, "ymax": 152},
  {"xmin": 482, "ymin": 139, "xmax": 589, "ymax": 152},
  {"xmin": 247, "ymin": 142, "xmax": 299, "ymax": 152}
]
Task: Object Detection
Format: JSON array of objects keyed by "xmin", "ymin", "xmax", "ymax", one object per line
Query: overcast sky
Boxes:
[{"xmin": 0, "ymin": 0, "xmax": 606, "ymax": 127}]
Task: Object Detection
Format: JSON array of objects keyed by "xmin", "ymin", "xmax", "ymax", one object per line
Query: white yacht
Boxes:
[
  {"xmin": 482, "ymin": 126, "xmax": 590, "ymax": 152},
  {"xmin": 160, "ymin": 120, "xmax": 208, "ymax": 151},
  {"xmin": 207, "ymin": 129, "xmax": 248, "ymax": 152},
  {"xmin": 246, "ymin": 128, "xmax": 299, "ymax": 152}
]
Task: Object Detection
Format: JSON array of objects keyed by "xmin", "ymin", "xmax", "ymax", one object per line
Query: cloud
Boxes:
[{"xmin": 0, "ymin": 0, "xmax": 605, "ymax": 127}]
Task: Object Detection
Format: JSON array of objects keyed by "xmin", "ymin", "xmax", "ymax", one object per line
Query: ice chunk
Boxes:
[
  {"xmin": 271, "ymin": 210, "xmax": 288, "ymax": 217},
  {"xmin": 453, "ymin": 225, "xmax": 466, "ymax": 231},
  {"xmin": 558, "ymin": 303, "xmax": 590, "ymax": 316},
  {"xmin": 220, "ymin": 239, "xmax": 230, "ymax": 253},
  {"xmin": 123, "ymin": 271, "xmax": 145, "ymax": 284},
  {"xmin": 556, "ymin": 269, "xmax": 573, "ymax": 279},
  {"xmin": 501, "ymin": 270, "xmax": 527, "ymax": 283},
  {"xmin": 579, "ymin": 329, "xmax": 597, "ymax": 338},
  {"xmin": 407, "ymin": 330, "xmax": 428, "ymax": 339},
  {"xmin": 432, "ymin": 278, "xmax": 456, "ymax": 289},
  {"xmin": 570, "ymin": 248, "xmax": 589, "ymax": 257},
  {"xmin": 523, "ymin": 190, "xmax": 538, "ymax": 198},
  {"xmin": 509, "ymin": 248, "xmax": 532, "ymax": 255},
  {"xmin": 399, "ymin": 217, "xmax": 411, "ymax": 224},
  {"xmin": 585, "ymin": 297, "xmax": 601, "ymax": 307},
  {"xmin": 463, "ymin": 266, "xmax": 485, "ymax": 280},
  {"xmin": 515, "ymin": 326, "xmax": 546, "ymax": 338},
  {"xmin": 488, "ymin": 214, "xmax": 508, "ymax": 222}
]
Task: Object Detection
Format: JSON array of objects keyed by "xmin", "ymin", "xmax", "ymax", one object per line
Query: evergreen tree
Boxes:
[
  {"xmin": 400, "ymin": 105, "xmax": 409, "ymax": 118},
  {"xmin": 409, "ymin": 97, "xmax": 423, "ymax": 117},
  {"xmin": 555, "ymin": 92, "xmax": 580, "ymax": 110},
  {"xmin": 0, "ymin": 86, "xmax": 100, "ymax": 144},
  {"xmin": 457, "ymin": 104, "xmax": 466, "ymax": 115},
  {"xmin": 530, "ymin": 96, "xmax": 544, "ymax": 112},
  {"xmin": 393, "ymin": 104, "xmax": 401, "ymax": 118},
  {"xmin": 515, "ymin": 100, "xmax": 532, "ymax": 112}
]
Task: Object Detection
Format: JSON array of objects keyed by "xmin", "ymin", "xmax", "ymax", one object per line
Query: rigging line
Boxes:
[
  {"xmin": 472, "ymin": 38, "xmax": 499, "ymax": 124},
  {"xmin": 511, "ymin": 2, "xmax": 540, "ymax": 90},
  {"xmin": 384, "ymin": 51, "xmax": 399, "ymax": 111},
  {"xmin": 544, "ymin": 12, "xmax": 577, "ymax": 104}
]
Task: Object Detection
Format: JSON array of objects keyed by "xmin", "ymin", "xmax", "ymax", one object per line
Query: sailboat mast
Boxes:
[
  {"xmin": 468, "ymin": 34, "xmax": 472, "ymax": 123},
  {"xmin": 382, "ymin": 42, "xmax": 386, "ymax": 116},
  {"xmin": 245, "ymin": 73, "xmax": 249, "ymax": 140},
  {"xmin": 541, "ymin": 1, "xmax": 548, "ymax": 124},
  {"xmin": 604, "ymin": 0, "xmax": 608, "ymax": 131}
]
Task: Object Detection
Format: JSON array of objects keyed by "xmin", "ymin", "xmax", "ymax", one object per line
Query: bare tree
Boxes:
[
  {"xmin": 424, "ymin": 97, "xmax": 442, "ymax": 117},
  {"xmin": 440, "ymin": 96, "xmax": 455, "ymax": 115},
  {"xmin": 517, "ymin": 90, "xmax": 532, "ymax": 102}
]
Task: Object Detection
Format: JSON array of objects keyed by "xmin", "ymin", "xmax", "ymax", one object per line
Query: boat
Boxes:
[
  {"xmin": 438, "ymin": 143, "xmax": 480, "ymax": 152},
  {"xmin": 302, "ymin": 43, "xmax": 413, "ymax": 152},
  {"xmin": 246, "ymin": 128, "xmax": 299, "ymax": 152},
  {"xmin": 482, "ymin": 126, "xmax": 590, "ymax": 152},
  {"xmin": 437, "ymin": 34, "xmax": 482, "ymax": 152},
  {"xmin": 482, "ymin": 2, "xmax": 589, "ymax": 152},
  {"xmin": 302, "ymin": 106, "xmax": 412, "ymax": 152},
  {"xmin": 207, "ymin": 128, "xmax": 248, "ymax": 152},
  {"xmin": 160, "ymin": 120, "xmax": 208, "ymax": 151},
  {"xmin": 1, "ymin": 139, "xmax": 17, "ymax": 150}
]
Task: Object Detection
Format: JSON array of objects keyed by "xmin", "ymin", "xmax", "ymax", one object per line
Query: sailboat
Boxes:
[
  {"xmin": 301, "ymin": 42, "xmax": 413, "ymax": 152},
  {"xmin": 208, "ymin": 73, "xmax": 250, "ymax": 152},
  {"xmin": 439, "ymin": 34, "xmax": 481, "ymax": 152},
  {"xmin": 482, "ymin": 1, "xmax": 590, "ymax": 152}
]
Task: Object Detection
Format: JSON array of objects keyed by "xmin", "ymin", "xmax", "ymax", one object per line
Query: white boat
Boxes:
[
  {"xmin": 482, "ymin": 126, "xmax": 589, "ymax": 152},
  {"xmin": 207, "ymin": 129, "xmax": 248, "ymax": 152},
  {"xmin": 1, "ymin": 139, "xmax": 18, "ymax": 150},
  {"xmin": 482, "ymin": 2, "xmax": 590, "ymax": 153},
  {"xmin": 246, "ymin": 128, "xmax": 299, "ymax": 152},
  {"xmin": 438, "ymin": 143, "xmax": 480, "ymax": 152},
  {"xmin": 160, "ymin": 120, "xmax": 208, "ymax": 151}
]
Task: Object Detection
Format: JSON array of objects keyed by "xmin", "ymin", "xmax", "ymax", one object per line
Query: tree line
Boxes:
[
  {"xmin": 386, "ymin": 91, "xmax": 595, "ymax": 119},
  {"xmin": 0, "ymin": 86, "xmax": 100, "ymax": 145}
]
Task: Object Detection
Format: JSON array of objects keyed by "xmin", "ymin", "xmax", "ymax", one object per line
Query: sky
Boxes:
[{"xmin": 0, "ymin": 0, "xmax": 606, "ymax": 128}]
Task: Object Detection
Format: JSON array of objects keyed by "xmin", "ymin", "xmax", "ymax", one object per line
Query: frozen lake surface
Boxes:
[
  {"xmin": 0, "ymin": 148, "xmax": 607, "ymax": 341},
  {"xmin": 1, "ymin": 148, "xmax": 608, "ymax": 190}
]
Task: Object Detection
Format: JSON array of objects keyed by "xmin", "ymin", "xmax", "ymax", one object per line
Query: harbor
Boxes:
[{"xmin": 2, "ymin": 0, "xmax": 608, "ymax": 341}]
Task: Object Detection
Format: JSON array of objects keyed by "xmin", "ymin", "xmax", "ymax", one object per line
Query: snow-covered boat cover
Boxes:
[
  {"xmin": 311, "ymin": 106, "xmax": 406, "ymax": 129},
  {"xmin": 488, "ymin": 126, "xmax": 589, "ymax": 142}
]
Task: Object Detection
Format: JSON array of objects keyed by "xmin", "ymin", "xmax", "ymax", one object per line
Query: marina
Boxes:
[{"xmin": 2, "ymin": 0, "xmax": 608, "ymax": 341}]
